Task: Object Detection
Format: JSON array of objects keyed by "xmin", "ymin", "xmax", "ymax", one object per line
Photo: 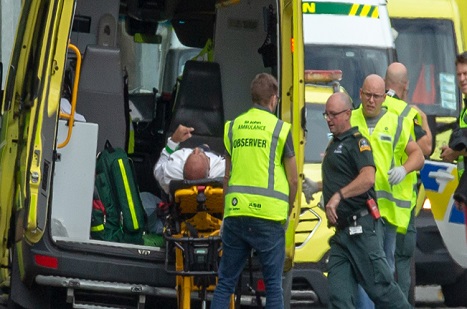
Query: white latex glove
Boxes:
[
  {"xmin": 302, "ymin": 177, "xmax": 319, "ymax": 203},
  {"xmin": 387, "ymin": 166, "xmax": 407, "ymax": 185}
]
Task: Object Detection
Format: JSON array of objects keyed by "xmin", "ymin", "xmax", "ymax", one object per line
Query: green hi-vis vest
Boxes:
[
  {"xmin": 457, "ymin": 102, "xmax": 467, "ymax": 177},
  {"xmin": 224, "ymin": 108, "xmax": 291, "ymax": 222},
  {"xmin": 383, "ymin": 96, "xmax": 419, "ymax": 211},
  {"xmin": 351, "ymin": 106, "xmax": 413, "ymax": 233}
]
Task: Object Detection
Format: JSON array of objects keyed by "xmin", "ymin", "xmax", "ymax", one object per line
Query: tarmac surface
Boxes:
[{"xmin": 415, "ymin": 285, "xmax": 466, "ymax": 309}]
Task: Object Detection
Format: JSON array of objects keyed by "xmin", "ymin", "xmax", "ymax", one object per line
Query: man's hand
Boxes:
[
  {"xmin": 440, "ymin": 145, "xmax": 459, "ymax": 163},
  {"xmin": 325, "ymin": 193, "xmax": 340, "ymax": 226},
  {"xmin": 302, "ymin": 177, "xmax": 319, "ymax": 203},
  {"xmin": 387, "ymin": 166, "xmax": 407, "ymax": 185},
  {"xmin": 172, "ymin": 124, "xmax": 195, "ymax": 143}
]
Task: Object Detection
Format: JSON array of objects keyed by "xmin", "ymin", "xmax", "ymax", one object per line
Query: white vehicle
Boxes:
[{"xmin": 302, "ymin": 0, "xmax": 396, "ymax": 104}]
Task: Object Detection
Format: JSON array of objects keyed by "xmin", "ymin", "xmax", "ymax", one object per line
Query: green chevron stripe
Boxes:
[{"xmin": 303, "ymin": 2, "xmax": 379, "ymax": 18}]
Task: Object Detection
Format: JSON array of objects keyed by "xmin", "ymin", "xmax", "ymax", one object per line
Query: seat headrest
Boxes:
[{"xmin": 168, "ymin": 61, "xmax": 225, "ymax": 153}]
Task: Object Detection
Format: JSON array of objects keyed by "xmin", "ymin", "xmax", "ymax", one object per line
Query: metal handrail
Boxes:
[{"xmin": 57, "ymin": 43, "xmax": 81, "ymax": 148}]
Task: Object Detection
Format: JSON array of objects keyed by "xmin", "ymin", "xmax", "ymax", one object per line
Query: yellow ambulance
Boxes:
[{"xmin": 0, "ymin": 0, "xmax": 308, "ymax": 307}]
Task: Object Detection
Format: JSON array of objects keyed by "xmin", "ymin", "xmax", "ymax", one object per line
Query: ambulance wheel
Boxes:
[{"xmin": 442, "ymin": 270, "xmax": 467, "ymax": 307}]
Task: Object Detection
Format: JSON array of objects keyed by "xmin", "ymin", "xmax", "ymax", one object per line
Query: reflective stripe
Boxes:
[
  {"xmin": 390, "ymin": 116, "xmax": 404, "ymax": 170},
  {"xmin": 226, "ymin": 185, "xmax": 289, "ymax": 203},
  {"xmin": 458, "ymin": 103, "xmax": 467, "ymax": 176},
  {"xmin": 228, "ymin": 120, "xmax": 235, "ymax": 154},
  {"xmin": 400, "ymin": 104, "xmax": 411, "ymax": 118},
  {"xmin": 268, "ymin": 121, "xmax": 284, "ymax": 189},
  {"xmin": 227, "ymin": 121, "xmax": 287, "ymax": 202},
  {"xmin": 376, "ymin": 190, "xmax": 412, "ymax": 209},
  {"xmin": 118, "ymin": 159, "xmax": 139, "ymax": 230},
  {"xmin": 302, "ymin": 2, "xmax": 379, "ymax": 18},
  {"xmin": 91, "ymin": 224, "xmax": 105, "ymax": 232}
]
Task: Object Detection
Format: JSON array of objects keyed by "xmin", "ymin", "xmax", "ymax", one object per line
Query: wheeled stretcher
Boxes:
[{"xmin": 163, "ymin": 178, "xmax": 234, "ymax": 309}]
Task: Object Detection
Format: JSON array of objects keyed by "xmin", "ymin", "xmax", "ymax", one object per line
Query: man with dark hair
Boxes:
[
  {"xmin": 441, "ymin": 52, "xmax": 467, "ymax": 169},
  {"xmin": 441, "ymin": 52, "xmax": 467, "ymax": 208},
  {"xmin": 211, "ymin": 73, "xmax": 297, "ymax": 309}
]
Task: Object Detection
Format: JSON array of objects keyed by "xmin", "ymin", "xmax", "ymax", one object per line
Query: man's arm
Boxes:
[
  {"xmin": 403, "ymin": 139, "xmax": 425, "ymax": 173},
  {"xmin": 284, "ymin": 155, "xmax": 298, "ymax": 216},
  {"xmin": 440, "ymin": 146, "xmax": 467, "ymax": 162},
  {"xmin": 325, "ymin": 166, "xmax": 375, "ymax": 226},
  {"xmin": 411, "ymin": 105, "xmax": 432, "ymax": 156},
  {"xmin": 388, "ymin": 139, "xmax": 425, "ymax": 185},
  {"xmin": 153, "ymin": 124, "xmax": 195, "ymax": 194},
  {"xmin": 153, "ymin": 138, "xmax": 177, "ymax": 194}
]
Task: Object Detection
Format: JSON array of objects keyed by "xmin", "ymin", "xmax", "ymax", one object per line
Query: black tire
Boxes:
[{"xmin": 441, "ymin": 270, "xmax": 467, "ymax": 307}]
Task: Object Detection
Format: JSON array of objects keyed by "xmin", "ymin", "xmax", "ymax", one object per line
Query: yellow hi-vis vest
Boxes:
[
  {"xmin": 383, "ymin": 96, "xmax": 419, "ymax": 220},
  {"xmin": 224, "ymin": 108, "xmax": 291, "ymax": 222},
  {"xmin": 457, "ymin": 100, "xmax": 467, "ymax": 177},
  {"xmin": 383, "ymin": 96, "xmax": 422, "ymax": 139},
  {"xmin": 351, "ymin": 106, "xmax": 413, "ymax": 233}
]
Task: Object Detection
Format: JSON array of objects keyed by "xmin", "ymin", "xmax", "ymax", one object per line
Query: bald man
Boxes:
[
  {"xmin": 351, "ymin": 74, "xmax": 424, "ymax": 309},
  {"xmin": 322, "ymin": 91, "xmax": 410, "ymax": 309},
  {"xmin": 384, "ymin": 62, "xmax": 432, "ymax": 305},
  {"xmin": 385, "ymin": 62, "xmax": 432, "ymax": 156},
  {"xmin": 154, "ymin": 124, "xmax": 225, "ymax": 195}
]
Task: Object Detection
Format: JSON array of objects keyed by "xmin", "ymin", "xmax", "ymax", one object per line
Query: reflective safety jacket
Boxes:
[
  {"xmin": 351, "ymin": 107, "xmax": 413, "ymax": 233},
  {"xmin": 458, "ymin": 99, "xmax": 467, "ymax": 177},
  {"xmin": 224, "ymin": 107, "xmax": 291, "ymax": 222},
  {"xmin": 383, "ymin": 96, "xmax": 421, "ymax": 139},
  {"xmin": 383, "ymin": 96, "xmax": 419, "ymax": 212}
]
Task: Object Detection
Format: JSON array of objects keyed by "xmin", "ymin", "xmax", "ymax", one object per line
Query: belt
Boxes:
[{"xmin": 336, "ymin": 209, "xmax": 369, "ymax": 230}]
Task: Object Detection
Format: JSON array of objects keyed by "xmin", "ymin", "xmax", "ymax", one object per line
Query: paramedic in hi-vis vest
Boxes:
[
  {"xmin": 441, "ymin": 52, "xmax": 467, "ymax": 207},
  {"xmin": 211, "ymin": 73, "xmax": 298, "ymax": 309},
  {"xmin": 384, "ymin": 62, "xmax": 432, "ymax": 305},
  {"xmin": 351, "ymin": 74, "xmax": 424, "ymax": 309}
]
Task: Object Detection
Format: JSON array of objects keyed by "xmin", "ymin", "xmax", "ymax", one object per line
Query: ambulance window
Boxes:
[
  {"xmin": 304, "ymin": 45, "xmax": 389, "ymax": 105},
  {"xmin": 392, "ymin": 18, "xmax": 459, "ymax": 117},
  {"xmin": 118, "ymin": 19, "xmax": 164, "ymax": 93}
]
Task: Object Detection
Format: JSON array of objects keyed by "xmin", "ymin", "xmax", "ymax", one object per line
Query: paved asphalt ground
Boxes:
[{"xmin": 416, "ymin": 285, "xmax": 467, "ymax": 309}]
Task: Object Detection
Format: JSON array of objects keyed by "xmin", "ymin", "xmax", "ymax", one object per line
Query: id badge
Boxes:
[{"xmin": 349, "ymin": 225, "xmax": 363, "ymax": 235}]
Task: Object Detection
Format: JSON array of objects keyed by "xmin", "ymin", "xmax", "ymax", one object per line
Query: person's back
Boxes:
[
  {"xmin": 384, "ymin": 61, "xmax": 432, "ymax": 156},
  {"xmin": 384, "ymin": 62, "xmax": 433, "ymax": 305},
  {"xmin": 211, "ymin": 73, "xmax": 298, "ymax": 309}
]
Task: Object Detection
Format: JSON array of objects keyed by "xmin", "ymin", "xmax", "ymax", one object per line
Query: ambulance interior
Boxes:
[{"xmin": 50, "ymin": 0, "xmax": 281, "ymax": 250}]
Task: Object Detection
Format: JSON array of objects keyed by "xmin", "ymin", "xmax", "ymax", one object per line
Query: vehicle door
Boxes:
[{"xmin": 0, "ymin": 0, "xmax": 74, "ymax": 271}]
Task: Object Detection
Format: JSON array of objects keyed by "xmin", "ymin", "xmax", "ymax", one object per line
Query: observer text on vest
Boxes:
[{"xmin": 233, "ymin": 138, "xmax": 267, "ymax": 148}]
